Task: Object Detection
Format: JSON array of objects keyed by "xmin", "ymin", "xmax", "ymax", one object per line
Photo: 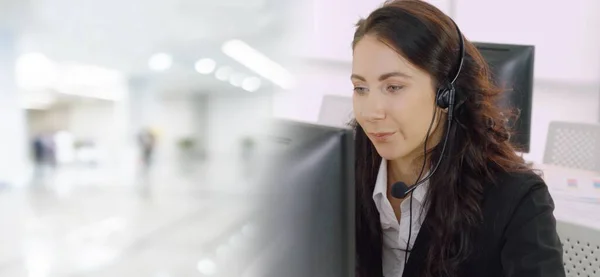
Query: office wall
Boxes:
[
  {"xmin": 206, "ymin": 93, "xmax": 272, "ymax": 159},
  {"xmin": 26, "ymin": 95, "xmax": 211, "ymax": 167},
  {"xmin": 31, "ymin": 92, "xmax": 269, "ymax": 166},
  {"xmin": 155, "ymin": 95, "xmax": 208, "ymax": 163},
  {"xmin": 68, "ymin": 101, "xmax": 116, "ymax": 143},
  {"xmin": 289, "ymin": 0, "xmax": 451, "ymax": 62},
  {"xmin": 27, "ymin": 101, "xmax": 121, "ymax": 164},
  {"xmin": 273, "ymin": 60, "xmax": 351, "ymax": 123},
  {"xmin": 455, "ymin": 0, "xmax": 600, "ymax": 85},
  {"xmin": 527, "ymin": 82, "xmax": 598, "ymax": 162},
  {"xmin": 27, "ymin": 105, "xmax": 71, "ymax": 137},
  {"xmin": 278, "ymin": 0, "xmax": 600, "ymax": 164},
  {"xmin": 454, "ymin": 0, "xmax": 600, "ymax": 163}
]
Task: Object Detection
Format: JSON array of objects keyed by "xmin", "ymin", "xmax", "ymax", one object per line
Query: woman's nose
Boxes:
[{"xmin": 361, "ymin": 95, "xmax": 386, "ymax": 122}]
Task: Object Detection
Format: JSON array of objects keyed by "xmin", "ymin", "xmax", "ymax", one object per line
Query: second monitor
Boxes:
[{"xmin": 474, "ymin": 42, "xmax": 535, "ymax": 153}]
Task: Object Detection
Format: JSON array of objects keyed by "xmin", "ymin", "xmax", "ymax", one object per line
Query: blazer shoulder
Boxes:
[
  {"xmin": 487, "ymin": 168, "xmax": 545, "ymax": 195},
  {"xmin": 488, "ymin": 169, "xmax": 565, "ymax": 277},
  {"xmin": 482, "ymin": 168, "xmax": 549, "ymax": 214}
]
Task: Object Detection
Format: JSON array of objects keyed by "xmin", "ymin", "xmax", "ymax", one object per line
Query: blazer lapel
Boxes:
[{"xmin": 402, "ymin": 216, "xmax": 433, "ymax": 277}]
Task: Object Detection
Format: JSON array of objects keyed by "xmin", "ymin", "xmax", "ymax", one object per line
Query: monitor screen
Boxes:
[
  {"xmin": 248, "ymin": 120, "xmax": 355, "ymax": 277},
  {"xmin": 474, "ymin": 42, "xmax": 535, "ymax": 153}
]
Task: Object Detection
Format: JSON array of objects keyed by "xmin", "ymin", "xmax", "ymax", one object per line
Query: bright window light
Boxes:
[
  {"xmin": 195, "ymin": 58, "xmax": 216, "ymax": 74},
  {"xmin": 222, "ymin": 39, "xmax": 294, "ymax": 89},
  {"xmin": 242, "ymin": 77, "xmax": 261, "ymax": 92},
  {"xmin": 53, "ymin": 63, "xmax": 125, "ymax": 101},
  {"xmin": 16, "ymin": 52, "xmax": 58, "ymax": 90},
  {"xmin": 58, "ymin": 63, "xmax": 124, "ymax": 87},
  {"xmin": 148, "ymin": 53, "xmax": 172, "ymax": 71}
]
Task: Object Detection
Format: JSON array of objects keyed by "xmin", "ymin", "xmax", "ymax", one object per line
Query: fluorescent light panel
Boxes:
[
  {"xmin": 195, "ymin": 58, "xmax": 217, "ymax": 74},
  {"xmin": 148, "ymin": 53, "xmax": 172, "ymax": 71},
  {"xmin": 222, "ymin": 39, "xmax": 293, "ymax": 89}
]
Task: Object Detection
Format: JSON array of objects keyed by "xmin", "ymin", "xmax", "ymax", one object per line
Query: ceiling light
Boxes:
[
  {"xmin": 195, "ymin": 58, "xmax": 216, "ymax": 74},
  {"xmin": 222, "ymin": 39, "xmax": 294, "ymax": 89},
  {"xmin": 215, "ymin": 66, "xmax": 233, "ymax": 81},
  {"xmin": 242, "ymin": 77, "xmax": 261, "ymax": 92},
  {"xmin": 148, "ymin": 53, "xmax": 172, "ymax": 71},
  {"xmin": 197, "ymin": 259, "xmax": 217, "ymax": 275},
  {"xmin": 229, "ymin": 73, "xmax": 245, "ymax": 87}
]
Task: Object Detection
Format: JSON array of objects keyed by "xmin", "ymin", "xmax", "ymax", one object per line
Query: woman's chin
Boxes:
[{"xmin": 374, "ymin": 145, "xmax": 406, "ymax": 161}]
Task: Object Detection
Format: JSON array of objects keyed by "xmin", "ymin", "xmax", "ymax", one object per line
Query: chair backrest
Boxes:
[
  {"xmin": 318, "ymin": 95, "xmax": 353, "ymax": 128},
  {"xmin": 557, "ymin": 220, "xmax": 600, "ymax": 277},
  {"xmin": 543, "ymin": 121, "xmax": 600, "ymax": 172}
]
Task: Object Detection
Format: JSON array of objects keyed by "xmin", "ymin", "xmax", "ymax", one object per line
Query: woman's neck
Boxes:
[
  {"xmin": 388, "ymin": 116, "xmax": 445, "ymax": 187},
  {"xmin": 387, "ymin": 155, "xmax": 426, "ymax": 188}
]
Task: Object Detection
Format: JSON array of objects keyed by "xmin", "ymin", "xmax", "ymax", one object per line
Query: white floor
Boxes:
[{"xmin": 0, "ymin": 158, "xmax": 268, "ymax": 277}]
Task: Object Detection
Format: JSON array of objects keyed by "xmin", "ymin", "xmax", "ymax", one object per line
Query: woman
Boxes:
[{"xmin": 351, "ymin": 1, "xmax": 565, "ymax": 277}]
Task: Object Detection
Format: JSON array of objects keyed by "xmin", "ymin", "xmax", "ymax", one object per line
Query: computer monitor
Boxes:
[
  {"xmin": 474, "ymin": 42, "xmax": 535, "ymax": 153},
  {"xmin": 247, "ymin": 119, "xmax": 355, "ymax": 277}
]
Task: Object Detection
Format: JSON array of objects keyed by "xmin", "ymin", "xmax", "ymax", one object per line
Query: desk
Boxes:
[{"xmin": 533, "ymin": 164, "xmax": 600, "ymax": 230}]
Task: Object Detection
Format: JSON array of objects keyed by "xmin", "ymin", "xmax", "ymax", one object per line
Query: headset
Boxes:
[
  {"xmin": 391, "ymin": 18, "xmax": 465, "ymax": 199},
  {"xmin": 391, "ymin": 17, "xmax": 465, "ymax": 267},
  {"xmin": 436, "ymin": 19, "xmax": 465, "ymax": 118}
]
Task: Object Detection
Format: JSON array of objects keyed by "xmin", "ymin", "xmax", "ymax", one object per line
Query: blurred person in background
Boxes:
[
  {"xmin": 31, "ymin": 132, "xmax": 57, "ymax": 182},
  {"xmin": 32, "ymin": 134, "xmax": 46, "ymax": 181},
  {"xmin": 33, "ymin": 134, "xmax": 45, "ymax": 165},
  {"xmin": 351, "ymin": 1, "xmax": 564, "ymax": 277},
  {"xmin": 241, "ymin": 136, "xmax": 256, "ymax": 178},
  {"xmin": 138, "ymin": 127, "xmax": 156, "ymax": 171}
]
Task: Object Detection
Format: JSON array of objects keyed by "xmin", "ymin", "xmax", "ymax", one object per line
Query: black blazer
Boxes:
[{"xmin": 402, "ymin": 170, "xmax": 565, "ymax": 277}]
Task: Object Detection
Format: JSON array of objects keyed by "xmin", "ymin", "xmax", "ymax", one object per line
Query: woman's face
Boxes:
[{"xmin": 352, "ymin": 35, "xmax": 443, "ymax": 162}]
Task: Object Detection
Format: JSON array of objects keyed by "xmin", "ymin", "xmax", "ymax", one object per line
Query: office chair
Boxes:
[
  {"xmin": 557, "ymin": 220, "xmax": 600, "ymax": 277},
  {"xmin": 543, "ymin": 121, "xmax": 600, "ymax": 172}
]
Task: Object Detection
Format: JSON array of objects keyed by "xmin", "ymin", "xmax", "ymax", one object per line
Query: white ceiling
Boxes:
[{"xmin": 4, "ymin": 0, "xmax": 291, "ymax": 94}]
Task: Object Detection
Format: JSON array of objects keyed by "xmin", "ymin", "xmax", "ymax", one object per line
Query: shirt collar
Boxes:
[{"xmin": 372, "ymin": 159, "xmax": 429, "ymax": 204}]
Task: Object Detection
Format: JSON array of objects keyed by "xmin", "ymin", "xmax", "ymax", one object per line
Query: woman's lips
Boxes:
[{"xmin": 368, "ymin": 131, "xmax": 397, "ymax": 142}]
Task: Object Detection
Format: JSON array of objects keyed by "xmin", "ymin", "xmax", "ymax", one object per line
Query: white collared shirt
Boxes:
[{"xmin": 372, "ymin": 159, "xmax": 429, "ymax": 277}]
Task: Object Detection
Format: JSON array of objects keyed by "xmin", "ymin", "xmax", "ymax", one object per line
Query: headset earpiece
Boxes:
[
  {"xmin": 435, "ymin": 17, "xmax": 465, "ymax": 113},
  {"xmin": 436, "ymin": 77, "xmax": 457, "ymax": 110},
  {"xmin": 436, "ymin": 86, "xmax": 451, "ymax": 109}
]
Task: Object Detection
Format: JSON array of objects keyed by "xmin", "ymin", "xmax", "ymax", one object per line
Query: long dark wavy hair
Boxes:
[{"xmin": 352, "ymin": 1, "xmax": 531, "ymax": 277}]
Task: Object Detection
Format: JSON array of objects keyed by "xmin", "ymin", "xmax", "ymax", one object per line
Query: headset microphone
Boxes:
[{"xmin": 390, "ymin": 116, "xmax": 452, "ymax": 199}]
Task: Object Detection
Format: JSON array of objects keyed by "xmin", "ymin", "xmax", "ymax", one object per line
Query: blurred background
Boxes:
[
  {"xmin": 0, "ymin": 0, "xmax": 294, "ymax": 276},
  {"xmin": 0, "ymin": 0, "xmax": 599, "ymax": 276}
]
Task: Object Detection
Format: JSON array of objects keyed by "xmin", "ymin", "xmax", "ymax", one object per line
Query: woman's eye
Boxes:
[
  {"xmin": 386, "ymin": 85, "xmax": 404, "ymax": 93},
  {"xmin": 353, "ymin": 87, "xmax": 368, "ymax": 95}
]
